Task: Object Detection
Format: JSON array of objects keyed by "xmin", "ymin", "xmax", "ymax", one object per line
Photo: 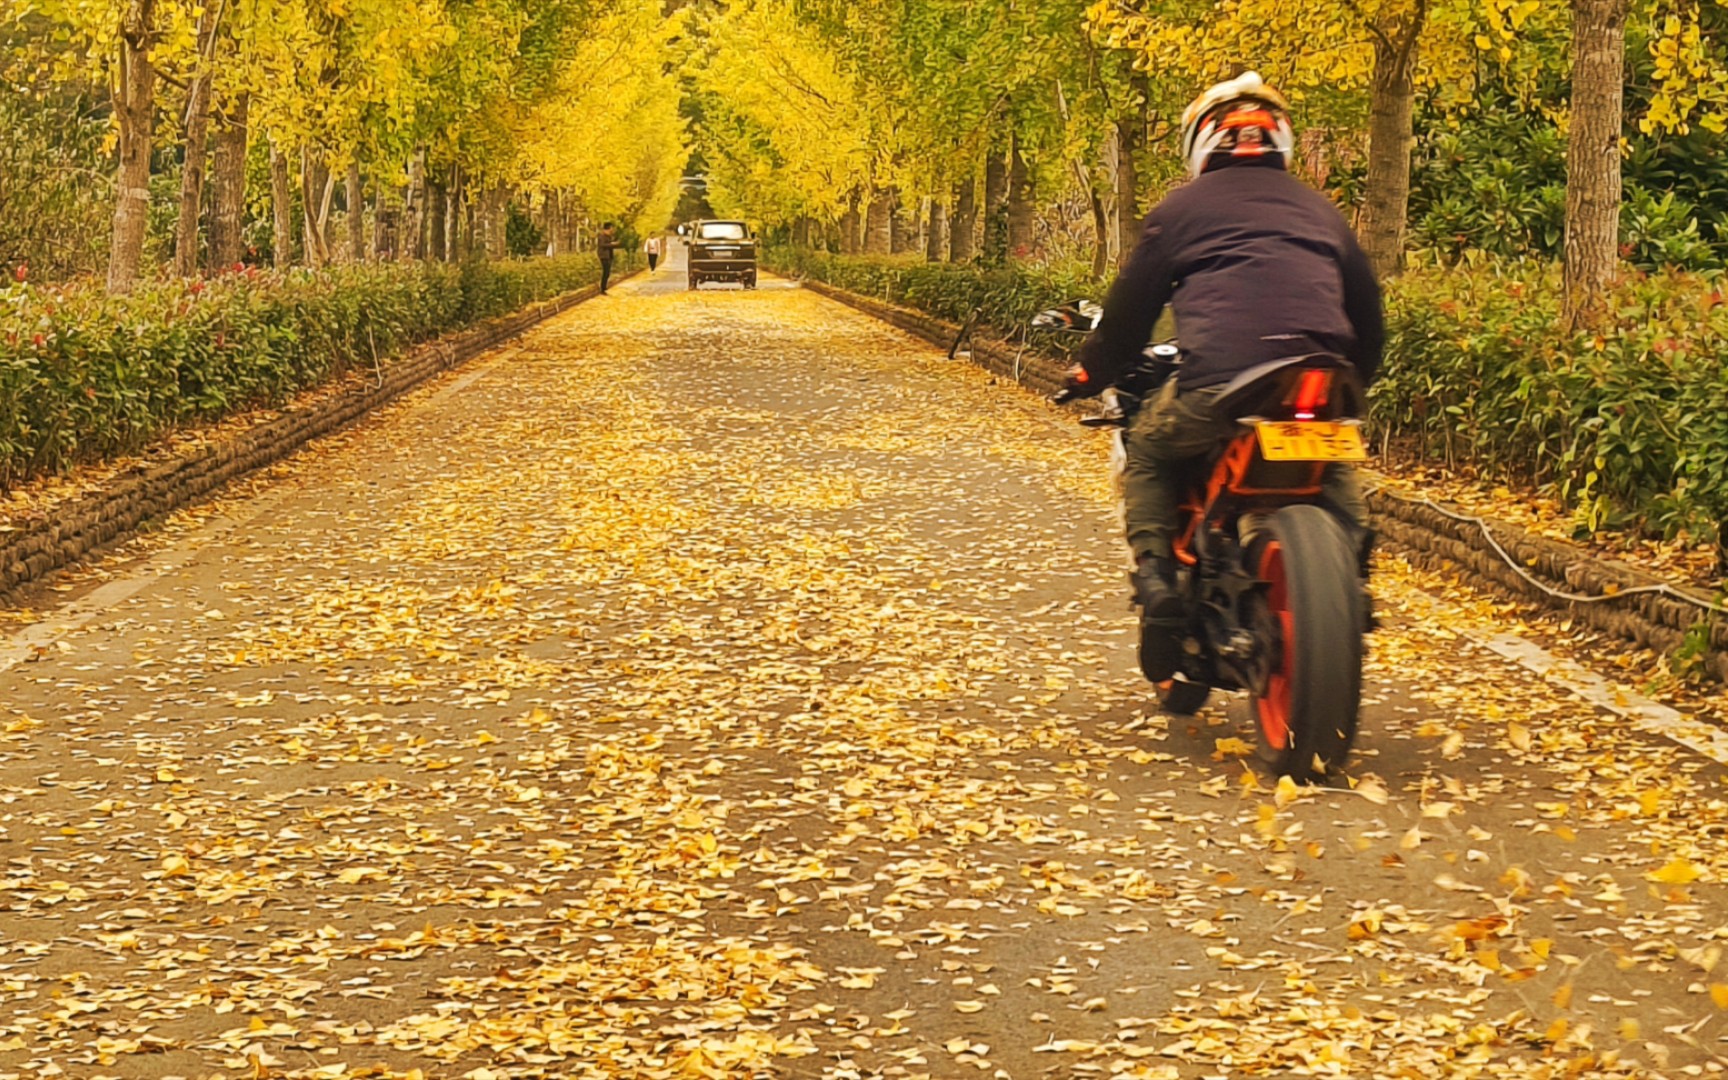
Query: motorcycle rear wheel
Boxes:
[{"xmin": 1252, "ymin": 504, "xmax": 1363, "ymax": 781}]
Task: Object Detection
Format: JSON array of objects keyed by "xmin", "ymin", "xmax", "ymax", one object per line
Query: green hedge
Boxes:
[
  {"xmin": 763, "ymin": 247, "xmax": 1097, "ymax": 346},
  {"xmin": 1377, "ymin": 263, "xmax": 1728, "ymax": 539},
  {"xmin": 0, "ymin": 255, "xmax": 626, "ymax": 490},
  {"xmin": 771, "ymin": 247, "xmax": 1728, "ymax": 542}
]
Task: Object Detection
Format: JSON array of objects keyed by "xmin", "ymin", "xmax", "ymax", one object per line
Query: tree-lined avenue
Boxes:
[{"xmin": 0, "ymin": 270, "xmax": 1725, "ymax": 1078}]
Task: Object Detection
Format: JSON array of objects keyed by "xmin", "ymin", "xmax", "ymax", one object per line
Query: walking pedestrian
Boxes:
[
  {"xmin": 644, "ymin": 234, "xmax": 661, "ymax": 272},
  {"xmin": 596, "ymin": 221, "xmax": 617, "ymax": 294}
]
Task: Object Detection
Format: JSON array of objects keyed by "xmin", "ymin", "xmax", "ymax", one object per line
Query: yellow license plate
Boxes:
[{"xmin": 1254, "ymin": 421, "xmax": 1368, "ymax": 462}]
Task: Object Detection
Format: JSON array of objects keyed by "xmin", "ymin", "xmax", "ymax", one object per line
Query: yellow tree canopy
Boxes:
[
  {"xmin": 234, "ymin": 0, "xmax": 456, "ymax": 166},
  {"xmin": 514, "ymin": 4, "xmax": 690, "ymax": 233},
  {"xmin": 1645, "ymin": 4, "xmax": 1728, "ymax": 134},
  {"xmin": 690, "ymin": 0, "xmax": 872, "ymax": 224}
]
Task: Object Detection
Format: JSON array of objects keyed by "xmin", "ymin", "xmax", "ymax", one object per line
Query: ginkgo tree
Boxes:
[
  {"xmin": 1088, "ymin": 0, "xmax": 1494, "ymax": 277},
  {"xmin": 231, "ymin": 0, "xmax": 454, "ymax": 266},
  {"xmin": 1094, "ymin": 0, "xmax": 1728, "ymax": 299},
  {"xmin": 1642, "ymin": 0, "xmax": 1728, "ymax": 134},
  {"xmin": 687, "ymin": 0, "xmax": 872, "ymax": 232},
  {"xmin": 512, "ymin": 3, "xmax": 689, "ymax": 244},
  {"xmin": 692, "ymin": 0, "xmax": 1159, "ymax": 271},
  {"xmin": 1563, "ymin": 0, "xmax": 1728, "ymax": 325},
  {"xmin": 3, "ymin": 0, "xmax": 691, "ymax": 288},
  {"xmin": 12, "ymin": 0, "xmax": 203, "ymax": 289}
]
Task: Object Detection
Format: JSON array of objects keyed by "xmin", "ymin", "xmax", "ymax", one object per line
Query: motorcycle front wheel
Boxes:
[{"xmin": 1251, "ymin": 504, "xmax": 1364, "ymax": 781}]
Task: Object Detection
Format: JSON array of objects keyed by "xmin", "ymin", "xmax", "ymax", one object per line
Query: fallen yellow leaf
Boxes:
[{"xmin": 1647, "ymin": 856, "xmax": 1702, "ymax": 885}]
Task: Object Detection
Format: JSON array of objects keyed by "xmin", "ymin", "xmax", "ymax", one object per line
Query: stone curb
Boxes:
[
  {"xmin": 0, "ymin": 272, "xmax": 632, "ymax": 606},
  {"xmin": 789, "ymin": 272, "xmax": 1728, "ymax": 683},
  {"xmin": 1367, "ymin": 491, "xmax": 1728, "ymax": 682}
]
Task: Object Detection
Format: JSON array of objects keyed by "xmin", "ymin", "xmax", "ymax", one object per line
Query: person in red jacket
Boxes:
[{"xmin": 1063, "ymin": 73, "xmax": 1384, "ymax": 679}]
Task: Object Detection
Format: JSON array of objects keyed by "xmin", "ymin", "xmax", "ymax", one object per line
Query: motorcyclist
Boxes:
[{"xmin": 1062, "ymin": 72, "xmax": 1384, "ymax": 680}]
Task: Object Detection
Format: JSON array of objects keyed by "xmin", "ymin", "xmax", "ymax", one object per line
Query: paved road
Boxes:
[{"xmin": 0, "ymin": 252, "xmax": 1725, "ymax": 1079}]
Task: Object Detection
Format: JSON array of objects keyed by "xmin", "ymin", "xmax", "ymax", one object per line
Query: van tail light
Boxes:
[{"xmin": 1292, "ymin": 369, "xmax": 1332, "ymax": 420}]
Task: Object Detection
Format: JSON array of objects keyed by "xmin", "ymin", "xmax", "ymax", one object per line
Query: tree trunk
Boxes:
[
  {"xmin": 554, "ymin": 196, "xmax": 565, "ymax": 256},
  {"xmin": 1114, "ymin": 115, "xmax": 1143, "ymax": 266},
  {"xmin": 300, "ymin": 150, "xmax": 318, "ymax": 266},
  {"xmin": 983, "ymin": 140, "xmax": 1009, "ymax": 263},
  {"xmin": 463, "ymin": 192, "xmax": 476, "ymax": 261},
  {"xmin": 299, "ymin": 149, "xmax": 336, "ymax": 268},
  {"xmin": 479, "ymin": 189, "xmax": 490, "ymax": 259},
  {"xmin": 1006, "ymin": 133, "xmax": 1035, "ymax": 259},
  {"xmin": 1563, "ymin": 0, "xmax": 1627, "ymax": 329},
  {"xmin": 475, "ymin": 187, "xmax": 490, "ymax": 259},
  {"xmin": 401, "ymin": 146, "xmax": 427, "ymax": 261},
  {"xmin": 108, "ymin": 0, "xmax": 160, "ymax": 293},
  {"xmin": 429, "ymin": 179, "xmax": 447, "ymax": 261},
  {"xmin": 890, "ymin": 191, "xmax": 916, "ymax": 253},
  {"xmin": 172, "ymin": 3, "xmax": 219, "ymax": 278},
  {"xmin": 207, "ymin": 91, "xmax": 248, "ymax": 271},
  {"xmin": 542, "ymin": 190, "xmax": 560, "ymax": 256},
  {"xmin": 925, "ymin": 200, "xmax": 948, "ymax": 262},
  {"xmin": 840, "ymin": 195, "xmax": 862, "ymax": 254},
  {"xmin": 1087, "ymin": 177, "xmax": 1110, "ymax": 280},
  {"xmin": 481, "ymin": 186, "xmax": 508, "ymax": 260},
  {"xmin": 269, "ymin": 138, "xmax": 294, "ymax": 267},
  {"xmin": 1358, "ymin": 34, "xmax": 1420, "ymax": 278},
  {"xmin": 950, "ymin": 177, "xmax": 977, "ymax": 262},
  {"xmin": 346, "ymin": 162, "xmax": 367, "ymax": 262},
  {"xmin": 371, "ymin": 185, "xmax": 390, "ymax": 260},
  {"xmin": 446, "ymin": 166, "xmax": 463, "ymax": 260},
  {"xmin": 864, "ymin": 187, "xmax": 893, "ymax": 254}
]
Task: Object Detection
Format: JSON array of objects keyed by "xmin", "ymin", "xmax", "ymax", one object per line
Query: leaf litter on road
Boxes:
[{"xmin": 0, "ymin": 279, "xmax": 1723, "ymax": 1077}]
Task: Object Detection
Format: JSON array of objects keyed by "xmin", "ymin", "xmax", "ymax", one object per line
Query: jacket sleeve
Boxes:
[
  {"xmin": 1077, "ymin": 207, "xmax": 1177, "ymax": 389},
  {"xmin": 1338, "ymin": 232, "xmax": 1384, "ymax": 387}
]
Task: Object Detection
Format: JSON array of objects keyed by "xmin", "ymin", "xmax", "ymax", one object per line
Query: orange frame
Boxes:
[{"xmin": 1170, "ymin": 432, "xmax": 1325, "ymax": 567}]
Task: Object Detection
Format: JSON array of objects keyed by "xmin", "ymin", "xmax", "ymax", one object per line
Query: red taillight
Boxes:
[{"xmin": 1292, "ymin": 369, "xmax": 1332, "ymax": 420}]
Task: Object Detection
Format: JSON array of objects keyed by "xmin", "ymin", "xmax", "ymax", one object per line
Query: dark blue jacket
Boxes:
[{"xmin": 1078, "ymin": 162, "xmax": 1383, "ymax": 391}]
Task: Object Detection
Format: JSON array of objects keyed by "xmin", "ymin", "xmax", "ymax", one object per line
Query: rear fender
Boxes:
[
  {"xmin": 1216, "ymin": 433, "xmax": 1326, "ymax": 498},
  {"xmin": 1213, "ymin": 355, "xmax": 1365, "ymax": 422}
]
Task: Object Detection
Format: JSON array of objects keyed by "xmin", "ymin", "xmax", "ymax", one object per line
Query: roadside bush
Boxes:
[
  {"xmin": 0, "ymin": 255, "xmax": 622, "ymax": 490},
  {"xmin": 1376, "ymin": 263, "xmax": 1728, "ymax": 539},
  {"xmin": 774, "ymin": 246, "xmax": 1728, "ymax": 542},
  {"xmin": 764, "ymin": 248, "xmax": 1097, "ymax": 344}
]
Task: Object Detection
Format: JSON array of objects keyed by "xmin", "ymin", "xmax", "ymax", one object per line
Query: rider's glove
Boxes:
[{"xmin": 1054, "ymin": 365, "xmax": 1101, "ymax": 404}]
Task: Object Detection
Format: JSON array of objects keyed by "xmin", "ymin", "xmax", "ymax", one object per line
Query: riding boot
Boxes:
[{"xmin": 1132, "ymin": 556, "xmax": 1185, "ymax": 682}]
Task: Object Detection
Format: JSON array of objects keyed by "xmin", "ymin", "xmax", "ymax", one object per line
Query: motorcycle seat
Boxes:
[{"xmin": 1213, "ymin": 353, "xmax": 1365, "ymax": 421}]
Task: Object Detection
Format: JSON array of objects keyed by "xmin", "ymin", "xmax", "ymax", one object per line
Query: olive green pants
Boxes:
[{"xmin": 1123, "ymin": 383, "xmax": 1368, "ymax": 561}]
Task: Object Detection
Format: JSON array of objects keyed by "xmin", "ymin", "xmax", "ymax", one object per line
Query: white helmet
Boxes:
[{"xmin": 1178, "ymin": 71, "xmax": 1295, "ymax": 179}]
